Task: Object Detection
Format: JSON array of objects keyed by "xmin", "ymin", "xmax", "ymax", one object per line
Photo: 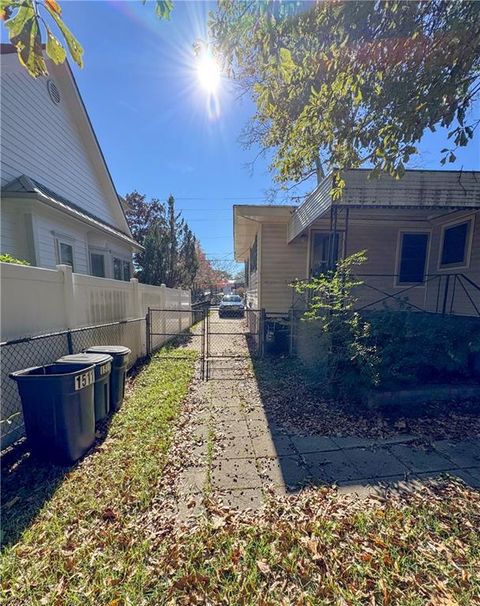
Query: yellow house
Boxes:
[{"xmin": 234, "ymin": 169, "xmax": 480, "ymax": 318}]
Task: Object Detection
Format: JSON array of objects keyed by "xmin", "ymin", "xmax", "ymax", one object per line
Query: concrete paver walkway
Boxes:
[{"xmin": 178, "ymin": 311, "xmax": 480, "ymax": 513}]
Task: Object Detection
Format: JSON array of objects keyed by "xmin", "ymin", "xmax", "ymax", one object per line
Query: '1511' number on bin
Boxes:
[{"xmin": 74, "ymin": 371, "xmax": 94, "ymax": 391}]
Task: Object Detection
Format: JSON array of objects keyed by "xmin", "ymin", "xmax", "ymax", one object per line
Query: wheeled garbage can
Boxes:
[
  {"xmin": 10, "ymin": 363, "xmax": 96, "ymax": 463},
  {"xmin": 84, "ymin": 346, "xmax": 130, "ymax": 412},
  {"xmin": 56, "ymin": 353, "xmax": 112, "ymax": 423}
]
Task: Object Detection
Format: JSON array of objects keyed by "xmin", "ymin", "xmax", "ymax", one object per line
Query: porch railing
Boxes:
[{"xmin": 292, "ymin": 273, "xmax": 480, "ymax": 317}]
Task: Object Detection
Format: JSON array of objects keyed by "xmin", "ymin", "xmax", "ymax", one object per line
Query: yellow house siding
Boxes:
[
  {"xmin": 425, "ymin": 211, "xmax": 480, "ymax": 316},
  {"xmin": 260, "ymin": 223, "xmax": 308, "ymax": 313},
  {"xmin": 310, "ymin": 219, "xmax": 430, "ymax": 310}
]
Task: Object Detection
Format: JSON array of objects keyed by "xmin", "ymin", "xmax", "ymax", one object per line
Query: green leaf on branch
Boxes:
[
  {"xmin": 45, "ymin": 26, "xmax": 66, "ymax": 64},
  {"xmin": 45, "ymin": 1, "xmax": 84, "ymax": 68},
  {"xmin": 279, "ymin": 47, "xmax": 295, "ymax": 82},
  {"xmin": 5, "ymin": 2, "xmax": 48, "ymax": 77},
  {"xmin": 142, "ymin": 0, "xmax": 173, "ymax": 20}
]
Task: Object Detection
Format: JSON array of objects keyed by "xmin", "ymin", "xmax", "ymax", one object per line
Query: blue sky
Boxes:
[{"xmin": 5, "ymin": 1, "xmax": 480, "ymax": 268}]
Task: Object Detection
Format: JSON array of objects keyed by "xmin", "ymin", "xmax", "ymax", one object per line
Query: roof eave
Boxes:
[{"xmin": 2, "ymin": 190, "xmax": 144, "ymax": 251}]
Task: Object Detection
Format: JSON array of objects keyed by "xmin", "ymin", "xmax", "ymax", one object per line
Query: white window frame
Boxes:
[
  {"xmin": 437, "ymin": 215, "xmax": 475, "ymax": 271},
  {"xmin": 394, "ymin": 229, "xmax": 431, "ymax": 288},
  {"xmin": 55, "ymin": 234, "xmax": 75, "ymax": 271}
]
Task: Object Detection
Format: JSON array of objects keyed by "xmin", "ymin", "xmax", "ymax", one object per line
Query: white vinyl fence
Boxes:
[{"xmin": 0, "ymin": 262, "xmax": 191, "ymax": 448}]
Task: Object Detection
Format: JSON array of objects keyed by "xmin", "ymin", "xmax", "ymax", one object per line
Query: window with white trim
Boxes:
[
  {"xmin": 440, "ymin": 219, "xmax": 472, "ymax": 268},
  {"xmin": 397, "ymin": 232, "xmax": 429, "ymax": 284},
  {"xmin": 56, "ymin": 239, "xmax": 74, "ymax": 270}
]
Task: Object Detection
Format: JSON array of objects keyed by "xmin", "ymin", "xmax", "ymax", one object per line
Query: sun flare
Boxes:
[{"xmin": 196, "ymin": 52, "xmax": 221, "ymax": 94}]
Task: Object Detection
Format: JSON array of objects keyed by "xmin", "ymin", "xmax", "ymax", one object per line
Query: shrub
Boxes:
[
  {"xmin": 0, "ymin": 253, "xmax": 30, "ymax": 265},
  {"xmin": 368, "ymin": 310, "xmax": 480, "ymax": 388},
  {"xmin": 292, "ymin": 251, "xmax": 379, "ymax": 400},
  {"xmin": 293, "ymin": 252, "xmax": 480, "ymax": 401}
]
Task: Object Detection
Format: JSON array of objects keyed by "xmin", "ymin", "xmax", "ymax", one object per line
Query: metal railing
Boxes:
[
  {"xmin": 354, "ymin": 273, "xmax": 480, "ymax": 316},
  {"xmin": 291, "ymin": 273, "xmax": 480, "ymax": 317}
]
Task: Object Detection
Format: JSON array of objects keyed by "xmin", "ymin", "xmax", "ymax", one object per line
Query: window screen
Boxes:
[
  {"xmin": 441, "ymin": 222, "xmax": 469, "ymax": 266},
  {"xmin": 90, "ymin": 253, "xmax": 105, "ymax": 277},
  {"xmin": 398, "ymin": 233, "xmax": 429, "ymax": 283},
  {"xmin": 123, "ymin": 261, "xmax": 131, "ymax": 281},
  {"xmin": 58, "ymin": 242, "xmax": 74, "ymax": 269},
  {"xmin": 311, "ymin": 232, "xmax": 341, "ymax": 277},
  {"xmin": 113, "ymin": 257, "xmax": 122, "ymax": 280}
]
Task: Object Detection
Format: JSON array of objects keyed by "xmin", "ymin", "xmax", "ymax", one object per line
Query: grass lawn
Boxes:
[
  {"xmin": 164, "ymin": 482, "xmax": 480, "ymax": 606},
  {"xmin": 1, "ymin": 349, "xmax": 196, "ymax": 605},
  {"xmin": 1, "ymin": 350, "xmax": 479, "ymax": 605}
]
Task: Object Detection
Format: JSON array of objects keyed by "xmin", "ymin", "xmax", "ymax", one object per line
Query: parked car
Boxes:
[{"xmin": 218, "ymin": 295, "xmax": 245, "ymax": 318}]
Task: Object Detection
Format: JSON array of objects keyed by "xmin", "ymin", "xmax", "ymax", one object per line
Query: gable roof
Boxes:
[
  {"xmin": 1, "ymin": 44, "xmax": 132, "ymax": 236},
  {"xmin": 3, "ymin": 175, "xmax": 143, "ymax": 250}
]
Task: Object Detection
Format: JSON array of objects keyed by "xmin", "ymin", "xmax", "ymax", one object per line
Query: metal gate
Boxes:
[{"xmin": 147, "ymin": 305, "xmax": 263, "ymax": 380}]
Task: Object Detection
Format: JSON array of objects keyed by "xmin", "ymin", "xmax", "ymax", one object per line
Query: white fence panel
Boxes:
[
  {"xmin": 0, "ymin": 263, "xmax": 68, "ymax": 340},
  {"xmin": 73, "ymin": 274, "xmax": 135, "ymax": 326},
  {"xmin": 1, "ymin": 263, "xmax": 191, "ymax": 449}
]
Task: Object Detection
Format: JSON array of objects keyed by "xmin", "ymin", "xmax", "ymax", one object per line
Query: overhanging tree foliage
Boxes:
[
  {"xmin": 125, "ymin": 192, "xmax": 198, "ymax": 289},
  {"xmin": 210, "ymin": 0, "xmax": 480, "ymax": 190},
  {"xmin": 1, "ymin": 0, "xmax": 172, "ymax": 77}
]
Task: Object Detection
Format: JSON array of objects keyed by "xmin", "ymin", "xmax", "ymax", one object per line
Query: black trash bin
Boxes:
[
  {"xmin": 84, "ymin": 346, "xmax": 131, "ymax": 412},
  {"xmin": 56, "ymin": 353, "xmax": 112, "ymax": 423},
  {"xmin": 10, "ymin": 363, "xmax": 95, "ymax": 463}
]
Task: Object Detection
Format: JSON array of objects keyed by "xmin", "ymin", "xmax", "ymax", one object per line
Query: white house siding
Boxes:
[
  {"xmin": 0, "ymin": 205, "xmax": 19, "ymax": 258},
  {"xmin": 0, "ymin": 55, "xmax": 120, "ymax": 227},
  {"xmin": 261, "ymin": 223, "xmax": 308, "ymax": 313},
  {"xmin": 33, "ymin": 206, "xmax": 132, "ymax": 276}
]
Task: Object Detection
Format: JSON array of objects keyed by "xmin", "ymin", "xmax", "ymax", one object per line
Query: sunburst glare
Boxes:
[{"xmin": 196, "ymin": 51, "xmax": 221, "ymax": 94}]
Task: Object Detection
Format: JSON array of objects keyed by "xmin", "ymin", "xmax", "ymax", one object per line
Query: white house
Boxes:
[{"xmin": 0, "ymin": 44, "xmax": 142, "ymax": 279}]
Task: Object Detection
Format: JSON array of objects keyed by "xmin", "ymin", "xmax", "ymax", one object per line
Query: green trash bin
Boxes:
[
  {"xmin": 84, "ymin": 346, "xmax": 131, "ymax": 412},
  {"xmin": 10, "ymin": 363, "xmax": 95, "ymax": 463},
  {"xmin": 56, "ymin": 353, "xmax": 112, "ymax": 423}
]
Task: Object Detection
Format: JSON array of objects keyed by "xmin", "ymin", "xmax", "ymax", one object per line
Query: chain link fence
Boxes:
[{"xmin": 1, "ymin": 318, "xmax": 145, "ymax": 449}]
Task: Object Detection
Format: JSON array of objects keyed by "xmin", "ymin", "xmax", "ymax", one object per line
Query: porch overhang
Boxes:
[
  {"xmin": 287, "ymin": 169, "xmax": 480, "ymax": 243},
  {"xmin": 233, "ymin": 204, "xmax": 295, "ymax": 262}
]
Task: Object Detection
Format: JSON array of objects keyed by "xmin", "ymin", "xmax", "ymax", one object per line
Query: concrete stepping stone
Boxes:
[
  {"xmin": 211, "ymin": 458, "xmax": 262, "ymax": 490},
  {"xmin": 345, "ymin": 447, "xmax": 409, "ymax": 479},
  {"xmin": 389, "ymin": 443, "xmax": 456, "ymax": 473},
  {"xmin": 252, "ymin": 434, "xmax": 296, "ymax": 458},
  {"xmin": 303, "ymin": 450, "xmax": 361, "ymax": 484},
  {"xmin": 218, "ymin": 435, "xmax": 255, "ymax": 459},
  {"xmin": 258, "ymin": 455, "xmax": 310, "ymax": 491},
  {"xmin": 214, "ymin": 488, "xmax": 265, "ymax": 510},
  {"xmin": 432, "ymin": 439, "xmax": 480, "ymax": 469},
  {"xmin": 291, "ymin": 435, "xmax": 339, "ymax": 454}
]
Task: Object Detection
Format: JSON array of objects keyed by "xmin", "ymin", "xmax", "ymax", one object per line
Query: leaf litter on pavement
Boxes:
[{"xmin": 1, "ymin": 349, "xmax": 479, "ymax": 605}]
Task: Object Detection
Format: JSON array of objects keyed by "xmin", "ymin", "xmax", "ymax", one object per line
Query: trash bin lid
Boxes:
[
  {"xmin": 10, "ymin": 363, "xmax": 95, "ymax": 379},
  {"xmin": 57, "ymin": 353, "xmax": 113, "ymax": 365},
  {"xmin": 85, "ymin": 346, "xmax": 131, "ymax": 356}
]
